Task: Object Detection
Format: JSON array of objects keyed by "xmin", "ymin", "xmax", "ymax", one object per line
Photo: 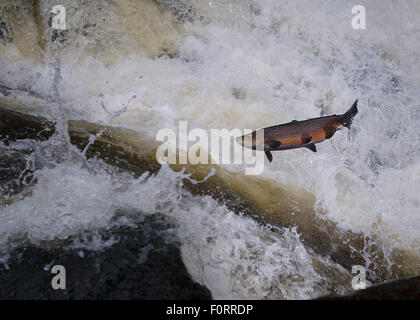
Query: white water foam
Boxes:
[{"xmin": 0, "ymin": 160, "xmax": 351, "ymax": 299}]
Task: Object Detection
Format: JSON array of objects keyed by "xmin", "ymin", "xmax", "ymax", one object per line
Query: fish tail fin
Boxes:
[{"xmin": 341, "ymin": 99, "xmax": 358, "ymax": 128}]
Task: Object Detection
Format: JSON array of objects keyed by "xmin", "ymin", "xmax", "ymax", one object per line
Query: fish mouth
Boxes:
[
  {"xmin": 235, "ymin": 135, "xmax": 244, "ymax": 146},
  {"xmin": 236, "ymin": 134, "xmax": 258, "ymax": 150}
]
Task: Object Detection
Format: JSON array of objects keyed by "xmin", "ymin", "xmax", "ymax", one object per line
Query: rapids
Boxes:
[{"xmin": 1, "ymin": 0, "xmax": 419, "ymax": 299}]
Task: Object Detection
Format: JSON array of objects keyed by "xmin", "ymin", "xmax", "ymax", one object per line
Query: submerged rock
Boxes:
[
  {"xmin": 0, "ymin": 213, "xmax": 212, "ymax": 300},
  {"xmin": 0, "ymin": 107, "xmax": 55, "ymax": 143},
  {"xmin": 0, "ymin": 0, "xmax": 185, "ymax": 63},
  {"xmin": 0, "ymin": 106, "xmax": 56, "ymax": 202},
  {"xmin": 0, "ymin": 148, "xmax": 35, "ymax": 201}
]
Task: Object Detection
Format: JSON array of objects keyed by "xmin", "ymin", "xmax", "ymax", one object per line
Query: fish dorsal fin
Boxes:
[
  {"xmin": 265, "ymin": 151, "xmax": 273, "ymax": 163},
  {"xmin": 307, "ymin": 144, "xmax": 317, "ymax": 152},
  {"xmin": 291, "ymin": 120, "xmax": 298, "ymax": 123}
]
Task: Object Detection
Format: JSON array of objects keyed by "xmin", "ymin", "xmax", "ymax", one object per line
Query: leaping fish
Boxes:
[{"xmin": 236, "ymin": 100, "xmax": 358, "ymax": 162}]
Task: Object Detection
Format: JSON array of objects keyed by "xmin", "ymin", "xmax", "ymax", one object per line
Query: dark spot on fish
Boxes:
[
  {"xmin": 301, "ymin": 134, "xmax": 312, "ymax": 144},
  {"xmin": 269, "ymin": 140, "xmax": 281, "ymax": 149}
]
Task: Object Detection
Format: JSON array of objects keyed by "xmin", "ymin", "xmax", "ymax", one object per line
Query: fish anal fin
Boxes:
[
  {"xmin": 307, "ymin": 144, "xmax": 317, "ymax": 152},
  {"xmin": 265, "ymin": 151, "xmax": 273, "ymax": 162}
]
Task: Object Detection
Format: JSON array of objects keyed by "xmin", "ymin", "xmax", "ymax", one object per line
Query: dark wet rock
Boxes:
[
  {"xmin": 320, "ymin": 276, "xmax": 420, "ymax": 300},
  {"xmin": 0, "ymin": 1, "xmax": 46, "ymax": 58},
  {"xmin": 0, "ymin": 107, "xmax": 55, "ymax": 200},
  {"xmin": 0, "ymin": 106, "xmax": 55, "ymax": 143},
  {"xmin": 0, "ymin": 84, "xmax": 12, "ymax": 97},
  {"xmin": 0, "ymin": 107, "xmax": 211, "ymax": 298},
  {"xmin": 68, "ymin": 119, "xmax": 161, "ymax": 176},
  {"xmin": 0, "ymin": 213, "xmax": 212, "ymax": 300},
  {"xmin": 0, "ymin": 0, "xmax": 185, "ymax": 63},
  {"xmin": 0, "ymin": 19, "xmax": 13, "ymax": 45},
  {"xmin": 0, "ymin": 147, "xmax": 36, "ymax": 199},
  {"xmin": 0, "ymin": 83, "xmax": 47, "ymax": 102},
  {"xmin": 0, "ymin": 148, "xmax": 30, "ymax": 183}
]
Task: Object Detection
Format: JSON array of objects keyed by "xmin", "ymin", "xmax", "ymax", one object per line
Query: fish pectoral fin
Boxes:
[
  {"xmin": 306, "ymin": 143, "xmax": 317, "ymax": 152},
  {"xmin": 269, "ymin": 140, "xmax": 281, "ymax": 149},
  {"xmin": 265, "ymin": 151, "xmax": 273, "ymax": 163}
]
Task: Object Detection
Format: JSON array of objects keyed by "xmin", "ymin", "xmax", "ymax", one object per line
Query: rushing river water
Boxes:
[{"xmin": 0, "ymin": 0, "xmax": 420, "ymax": 299}]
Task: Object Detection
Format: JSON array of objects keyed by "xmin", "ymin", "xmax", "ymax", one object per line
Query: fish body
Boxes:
[{"xmin": 236, "ymin": 100, "xmax": 358, "ymax": 162}]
